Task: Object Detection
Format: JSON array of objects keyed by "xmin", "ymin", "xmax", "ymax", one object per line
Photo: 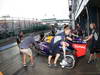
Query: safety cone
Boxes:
[{"xmin": 0, "ymin": 72, "xmax": 3, "ymax": 75}]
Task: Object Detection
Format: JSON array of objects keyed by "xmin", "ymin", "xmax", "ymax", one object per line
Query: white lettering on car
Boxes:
[{"xmin": 73, "ymin": 45, "xmax": 86, "ymax": 49}]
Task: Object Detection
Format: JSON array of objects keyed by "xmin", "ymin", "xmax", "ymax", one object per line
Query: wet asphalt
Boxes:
[
  {"xmin": 0, "ymin": 45, "xmax": 100, "ymax": 75},
  {"xmin": 0, "ymin": 32, "xmax": 100, "ymax": 75},
  {"xmin": 14, "ymin": 51, "xmax": 100, "ymax": 75}
]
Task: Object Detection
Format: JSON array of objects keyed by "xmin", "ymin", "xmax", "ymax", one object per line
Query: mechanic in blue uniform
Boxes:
[{"xmin": 48, "ymin": 25, "xmax": 73, "ymax": 67}]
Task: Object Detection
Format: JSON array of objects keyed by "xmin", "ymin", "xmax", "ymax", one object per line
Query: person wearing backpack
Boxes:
[{"xmin": 84, "ymin": 23, "xmax": 98, "ymax": 64}]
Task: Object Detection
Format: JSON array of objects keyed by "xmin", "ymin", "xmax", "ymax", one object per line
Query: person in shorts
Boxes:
[
  {"xmin": 84, "ymin": 23, "xmax": 98, "ymax": 64},
  {"xmin": 19, "ymin": 33, "xmax": 37, "ymax": 67},
  {"xmin": 48, "ymin": 25, "xmax": 73, "ymax": 67}
]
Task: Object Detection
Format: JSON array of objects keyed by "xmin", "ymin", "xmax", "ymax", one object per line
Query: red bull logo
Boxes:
[
  {"xmin": 72, "ymin": 44, "xmax": 87, "ymax": 57},
  {"xmin": 73, "ymin": 44, "xmax": 86, "ymax": 49}
]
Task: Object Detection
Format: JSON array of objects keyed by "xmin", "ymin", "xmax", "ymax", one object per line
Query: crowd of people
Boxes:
[{"xmin": 16, "ymin": 23, "xmax": 99, "ymax": 68}]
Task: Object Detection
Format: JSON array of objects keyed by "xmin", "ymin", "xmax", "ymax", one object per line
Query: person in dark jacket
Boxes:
[
  {"xmin": 16, "ymin": 31, "xmax": 24, "ymax": 46},
  {"xmin": 40, "ymin": 32, "xmax": 44, "ymax": 41},
  {"xmin": 75, "ymin": 24, "xmax": 83, "ymax": 38}
]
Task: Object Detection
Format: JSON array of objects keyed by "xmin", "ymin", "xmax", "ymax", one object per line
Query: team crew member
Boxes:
[
  {"xmin": 19, "ymin": 34, "xmax": 36, "ymax": 67},
  {"xmin": 84, "ymin": 23, "xmax": 98, "ymax": 64},
  {"xmin": 48, "ymin": 25, "xmax": 73, "ymax": 67}
]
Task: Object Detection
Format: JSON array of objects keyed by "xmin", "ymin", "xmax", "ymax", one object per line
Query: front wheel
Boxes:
[{"xmin": 60, "ymin": 55, "xmax": 75, "ymax": 69}]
